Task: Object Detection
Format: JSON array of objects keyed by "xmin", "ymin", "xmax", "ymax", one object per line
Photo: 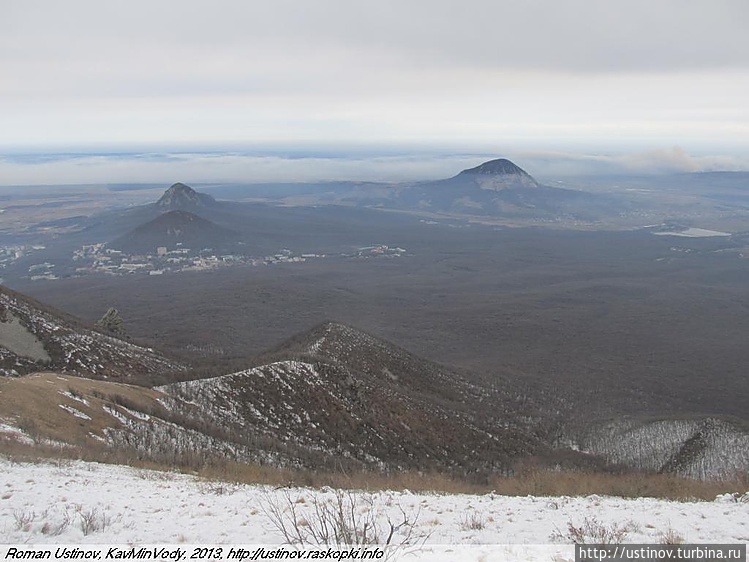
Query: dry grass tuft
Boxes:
[{"xmin": 3, "ymin": 435, "xmax": 746, "ymax": 502}]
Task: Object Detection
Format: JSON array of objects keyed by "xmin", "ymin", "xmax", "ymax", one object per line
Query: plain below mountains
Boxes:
[
  {"xmin": 91, "ymin": 181, "xmax": 431, "ymax": 259},
  {"xmin": 98, "ymin": 158, "xmax": 624, "ymax": 250},
  {"xmin": 2, "ymin": 158, "xmax": 630, "ymax": 282},
  {"xmin": 105, "ymin": 159, "xmax": 622, "ymax": 257}
]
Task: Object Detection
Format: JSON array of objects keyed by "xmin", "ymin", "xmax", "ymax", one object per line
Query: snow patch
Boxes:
[
  {"xmin": 102, "ymin": 405, "xmax": 128, "ymax": 424},
  {"xmin": 653, "ymin": 228, "xmax": 731, "ymax": 238},
  {"xmin": 59, "ymin": 390, "xmax": 90, "ymax": 406},
  {"xmin": 118, "ymin": 405, "xmax": 151, "ymax": 421},
  {"xmin": 0, "ymin": 421, "xmax": 34, "ymax": 445},
  {"xmin": 58, "ymin": 404, "xmax": 91, "ymax": 420}
]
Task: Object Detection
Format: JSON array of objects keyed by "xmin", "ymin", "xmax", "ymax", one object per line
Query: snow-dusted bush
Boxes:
[
  {"xmin": 77, "ymin": 507, "xmax": 111, "ymax": 536},
  {"xmin": 261, "ymin": 487, "xmax": 428, "ymax": 556},
  {"xmin": 459, "ymin": 511, "xmax": 486, "ymax": 531},
  {"xmin": 659, "ymin": 528, "xmax": 685, "ymax": 544},
  {"xmin": 13, "ymin": 509, "xmax": 35, "ymax": 532},
  {"xmin": 551, "ymin": 516, "xmax": 636, "ymax": 544}
]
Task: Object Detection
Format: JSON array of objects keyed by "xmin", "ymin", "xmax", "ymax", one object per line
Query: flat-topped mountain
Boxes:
[
  {"xmin": 156, "ymin": 182, "xmax": 216, "ymax": 210},
  {"xmin": 455, "ymin": 158, "xmax": 541, "ymax": 190},
  {"xmin": 108, "ymin": 210, "xmax": 240, "ymax": 255},
  {"xmin": 459, "ymin": 158, "xmax": 530, "ymax": 176}
]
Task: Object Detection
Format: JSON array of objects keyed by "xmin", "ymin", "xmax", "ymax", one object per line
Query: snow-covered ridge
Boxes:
[
  {"xmin": 0, "ymin": 288, "xmax": 185, "ymax": 379},
  {"xmin": 576, "ymin": 417, "xmax": 749, "ymax": 480},
  {"xmin": 156, "ymin": 354, "xmax": 538, "ymax": 473}
]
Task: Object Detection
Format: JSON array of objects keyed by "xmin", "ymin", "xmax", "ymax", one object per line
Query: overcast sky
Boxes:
[{"xmin": 2, "ymin": 0, "xmax": 749, "ymax": 182}]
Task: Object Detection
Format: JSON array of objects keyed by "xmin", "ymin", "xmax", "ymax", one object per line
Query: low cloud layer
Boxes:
[
  {"xmin": 1, "ymin": 147, "xmax": 746, "ymax": 187},
  {"xmin": 520, "ymin": 148, "xmax": 749, "ymax": 177}
]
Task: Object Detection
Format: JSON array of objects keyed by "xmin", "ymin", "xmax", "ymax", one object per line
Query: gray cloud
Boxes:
[
  {"xmin": 3, "ymin": 0, "xmax": 749, "ymax": 100},
  {"xmin": 1, "ymin": 1, "xmax": 747, "ymax": 155}
]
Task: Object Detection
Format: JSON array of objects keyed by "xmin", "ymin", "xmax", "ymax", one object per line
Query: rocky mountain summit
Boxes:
[
  {"xmin": 455, "ymin": 158, "xmax": 541, "ymax": 190},
  {"xmin": 156, "ymin": 182, "xmax": 216, "ymax": 210}
]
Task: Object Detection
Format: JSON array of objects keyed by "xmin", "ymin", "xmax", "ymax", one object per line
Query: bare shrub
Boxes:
[
  {"xmin": 459, "ymin": 511, "xmax": 486, "ymax": 531},
  {"xmin": 551, "ymin": 517, "xmax": 635, "ymax": 544},
  {"xmin": 78, "ymin": 508, "xmax": 111, "ymax": 536},
  {"xmin": 198, "ymin": 481, "xmax": 240, "ymax": 496},
  {"xmin": 13, "ymin": 510, "xmax": 35, "ymax": 532},
  {"xmin": 40, "ymin": 508, "xmax": 72, "ymax": 536},
  {"xmin": 66, "ymin": 386, "xmax": 83, "ymax": 399},
  {"xmin": 261, "ymin": 487, "xmax": 428, "ymax": 558},
  {"xmin": 660, "ymin": 528, "xmax": 685, "ymax": 544},
  {"xmin": 137, "ymin": 469, "xmax": 178, "ymax": 481}
]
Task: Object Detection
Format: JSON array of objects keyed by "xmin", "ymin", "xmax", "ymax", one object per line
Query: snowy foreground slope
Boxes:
[{"xmin": 1, "ymin": 459, "xmax": 748, "ymax": 560}]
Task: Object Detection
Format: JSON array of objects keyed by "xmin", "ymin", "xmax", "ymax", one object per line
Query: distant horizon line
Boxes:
[
  {"xmin": 2, "ymin": 137, "xmax": 746, "ymax": 155},
  {"xmin": 1, "ymin": 169, "xmax": 747, "ymax": 190},
  {"xmin": 1, "ymin": 145, "xmax": 747, "ymax": 187}
]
